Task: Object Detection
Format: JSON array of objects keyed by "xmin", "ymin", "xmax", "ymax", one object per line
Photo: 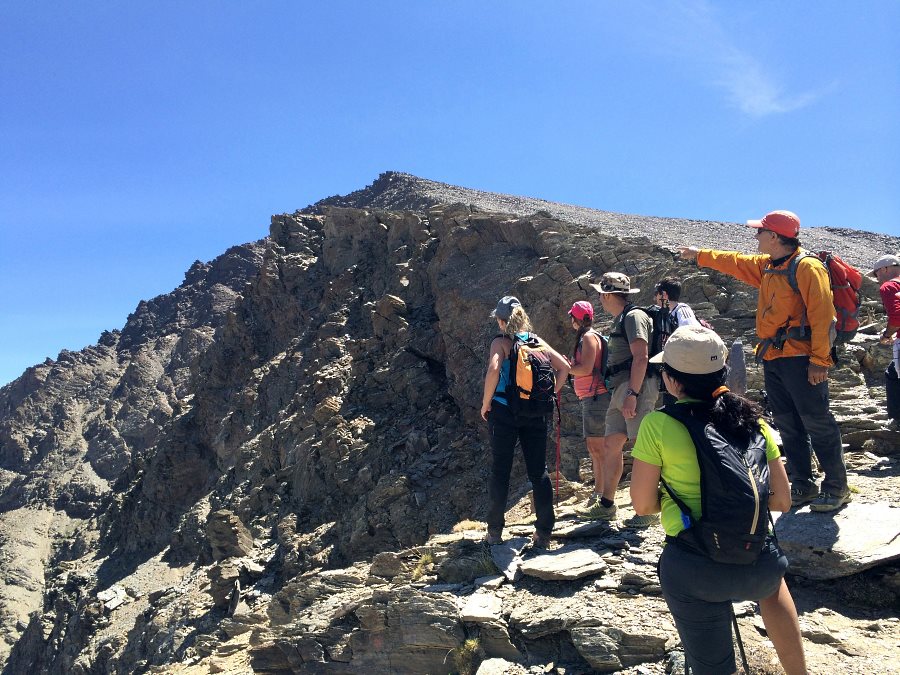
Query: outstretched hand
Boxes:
[{"xmin": 676, "ymin": 246, "xmax": 700, "ymax": 261}]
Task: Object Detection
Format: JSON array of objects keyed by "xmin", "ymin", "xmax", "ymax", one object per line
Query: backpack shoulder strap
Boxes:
[
  {"xmin": 657, "ymin": 404, "xmax": 702, "ymax": 520},
  {"xmin": 615, "ymin": 303, "xmax": 652, "ymax": 336},
  {"xmin": 772, "ymin": 251, "xmax": 820, "ymax": 295}
]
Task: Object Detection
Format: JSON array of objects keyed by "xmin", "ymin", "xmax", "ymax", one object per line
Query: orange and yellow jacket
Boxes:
[{"xmin": 697, "ymin": 248, "xmax": 836, "ymax": 367}]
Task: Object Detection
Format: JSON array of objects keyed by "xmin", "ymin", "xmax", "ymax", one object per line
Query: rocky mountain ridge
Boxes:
[{"xmin": 0, "ymin": 172, "xmax": 898, "ymax": 674}]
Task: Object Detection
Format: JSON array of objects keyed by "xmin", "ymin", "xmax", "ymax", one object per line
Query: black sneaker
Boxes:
[
  {"xmin": 530, "ymin": 531, "xmax": 552, "ymax": 550},
  {"xmin": 809, "ymin": 491, "xmax": 851, "ymax": 512},
  {"xmin": 790, "ymin": 483, "xmax": 820, "ymax": 507},
  {"xmin": 484, "ymin": 529, "xmax": 503, "ymax": 545}
]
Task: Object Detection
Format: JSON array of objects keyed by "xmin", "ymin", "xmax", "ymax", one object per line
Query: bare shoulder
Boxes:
[{"xmin": 491, "ymin": 335, "xmax": 512, "ymax": 356}]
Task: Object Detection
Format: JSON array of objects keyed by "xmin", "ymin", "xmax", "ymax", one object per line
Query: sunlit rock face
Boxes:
[{"xmin": 1, "ymin": 172, "xmax": 897, "ymax": 673}]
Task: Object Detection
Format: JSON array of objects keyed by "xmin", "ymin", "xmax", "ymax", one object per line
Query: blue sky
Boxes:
[{"xmin": 1, "ymin": 1, "xmax": 898, "ymax": 386}]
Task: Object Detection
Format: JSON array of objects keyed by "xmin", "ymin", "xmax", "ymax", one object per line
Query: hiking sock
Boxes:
[{"xmin": 600, "ymin": 497, "xmax": 615, "ymax": 508}]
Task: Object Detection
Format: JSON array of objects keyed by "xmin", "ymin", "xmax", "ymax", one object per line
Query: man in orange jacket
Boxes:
[{"xmin": 678, "ymin": 210, "xmax": 850, "ymax": 512}]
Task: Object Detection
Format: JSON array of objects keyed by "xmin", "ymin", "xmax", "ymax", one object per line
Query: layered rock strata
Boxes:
[{"xmin": 1, "ymin": 173, "xmax": 898, "ymax": 673}]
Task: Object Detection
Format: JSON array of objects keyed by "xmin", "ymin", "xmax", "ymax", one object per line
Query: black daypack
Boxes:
[
  {"xmin": 504, "ymin": 333, "xmax": 557, "ymax": 417},
  {"xmin": 659, "ymin": 403, "xmax": 771, "ymax": 565},
  {"xmin": 607, "ymin": 304, "xmax": 670, "ymax": 379}
]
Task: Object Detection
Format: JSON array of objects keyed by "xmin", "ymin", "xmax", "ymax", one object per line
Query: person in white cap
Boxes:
[
  {"xmin": 630, "ymin": 325, "xmax": 807, "ymax": 675},
  {"xmin": 872, "ymin": 254, "xmax": 900, "ymax": 427},
  {"xmin": 678, "ymin": 210, "xmax": 850, "ymax": 512}
]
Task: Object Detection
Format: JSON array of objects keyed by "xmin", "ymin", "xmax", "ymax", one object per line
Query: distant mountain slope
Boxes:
[{"xmin": 313, "ymin": 171, "xmax": 899, "ymax": 271}]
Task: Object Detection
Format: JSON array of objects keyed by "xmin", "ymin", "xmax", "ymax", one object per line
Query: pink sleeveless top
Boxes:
[{"xmin": 573, "ymin": 331, "xmax": 608, "ymax": 399}]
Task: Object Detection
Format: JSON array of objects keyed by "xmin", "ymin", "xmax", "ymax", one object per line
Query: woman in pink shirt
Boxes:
[{"xmin": 566, "ymin": 301, "xmax": 611, "ymax": 508}]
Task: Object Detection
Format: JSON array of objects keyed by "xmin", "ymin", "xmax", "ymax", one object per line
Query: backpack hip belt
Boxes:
[{"xmin": 756, "ymin": 324, "xmax": 812, "ymax": 362}]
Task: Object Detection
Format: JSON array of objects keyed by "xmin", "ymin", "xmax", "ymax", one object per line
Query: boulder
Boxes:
[
  {"xmin": 520, "ymin": 546, "xmax": 608, "ymax": 581},
  {"xmin": 775, "ymin": 502, "xmax": 900, "ymax": 579}
]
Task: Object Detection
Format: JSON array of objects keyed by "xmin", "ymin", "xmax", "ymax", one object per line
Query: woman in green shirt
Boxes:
[{"xmin": 630, "ymin": 326, "xmax": 807, "ymax": 675}]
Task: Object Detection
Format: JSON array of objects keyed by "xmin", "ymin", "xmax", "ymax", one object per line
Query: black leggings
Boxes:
[
  {"xmin": 659, "ymin": 538, "xmax": 788, "ymax": 675},
  {"xmin": 486, "ymin": 403, "xmax": 554, "ymax": 536}
]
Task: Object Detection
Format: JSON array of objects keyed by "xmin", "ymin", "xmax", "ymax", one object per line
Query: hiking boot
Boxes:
[
  {"xmin": 623, "ymin": 513, "xmax": 660, "ymax": 529},
  {"xmin": 531, "ymin": 531, "xmax": 552, "ymax": 550},
  {"xmin": 809, "ymin": 491, "xmax": 851, "ymax": 512},
  {"xmin": 485, "ymin": 529, "xmax": 503, "ymax": 545},
  {"xmin": 575, "ymin": 500, "xmax": 617, "ymax": 521},
  {"xmin": 790, "ymin": 483, "xmax": 820, "ymax": 507}
]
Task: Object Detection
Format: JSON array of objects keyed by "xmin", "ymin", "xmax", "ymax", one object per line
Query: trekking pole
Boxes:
[
  {"xmin": 731, "ymin": 604, "xmax": 750, "ymax": 674},
  {"xmin": 554, "ymin": 395, "xmax": 561, "ymax": 507}
]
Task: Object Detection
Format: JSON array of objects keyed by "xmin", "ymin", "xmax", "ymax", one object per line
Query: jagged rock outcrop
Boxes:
[{"xmin": 1, "ymin": 172, "xmax": 898, "ymax": 673}]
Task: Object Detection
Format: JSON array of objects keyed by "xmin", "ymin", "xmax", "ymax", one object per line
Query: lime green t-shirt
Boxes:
[{"xmin": 631, "ymin": 402, "xmax": 781, "ymax": 537}]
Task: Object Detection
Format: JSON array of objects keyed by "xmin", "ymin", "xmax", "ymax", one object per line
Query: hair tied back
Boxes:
[{"xmin": 711, "ymin": 386, "xmax": 730, "ymax": 399}]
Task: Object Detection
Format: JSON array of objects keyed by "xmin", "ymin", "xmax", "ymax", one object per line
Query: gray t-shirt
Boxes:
[{"xmin": 607, "ymin": 306, "xmax": 653, "ymax": 388}]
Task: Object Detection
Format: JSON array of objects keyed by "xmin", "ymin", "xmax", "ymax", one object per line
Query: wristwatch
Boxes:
[{"xmin": 625, "ymin": 388, "xmax": 639, "ymax": 398}]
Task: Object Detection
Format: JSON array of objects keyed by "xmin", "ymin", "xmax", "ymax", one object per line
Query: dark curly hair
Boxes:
[{"xmin": 662, "ymin": 363, "xmax": 765, "ymax": 445}]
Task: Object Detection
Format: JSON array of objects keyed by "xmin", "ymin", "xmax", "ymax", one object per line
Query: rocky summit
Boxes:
[{"xmin": 1, "ymin": 172, "xmax": 899, "ymax": 674}]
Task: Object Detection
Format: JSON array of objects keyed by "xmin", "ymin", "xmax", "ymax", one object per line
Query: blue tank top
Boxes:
[{"xmin": 493, "ymin": 332, "xmax": 531, "ymax": 406}]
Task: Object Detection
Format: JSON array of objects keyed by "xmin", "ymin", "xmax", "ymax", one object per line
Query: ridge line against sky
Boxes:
[{"xmin": 1, "ymin": 0, "xmax": 898, "ymax": 386}]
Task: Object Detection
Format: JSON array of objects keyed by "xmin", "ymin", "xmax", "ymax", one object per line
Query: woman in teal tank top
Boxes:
[{"xmin": 480, "ymin": 296, "xmax": 569, "ymax": 549}]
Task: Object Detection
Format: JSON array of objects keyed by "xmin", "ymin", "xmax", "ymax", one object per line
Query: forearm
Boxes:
[
  {"xmin": 697, "ymin": 249, "xmax": 765, "ymax": 288},
  {"xmin": 630, "ymin": 460, "xmax": 662, "ymax": 514},
  {"xmin": 482, "ymin": 370, "xmax": 500, "ymax": 408},
  {"xmin": 801, "ymin": 266, "xmax": 839, "ymax": 367}
]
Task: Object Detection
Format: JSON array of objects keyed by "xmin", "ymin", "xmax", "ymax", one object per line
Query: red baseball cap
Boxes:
[
  {"xmin": 568, "ymin": 301, "xmax": 594, "ymax": 321},
  {"xmin": 746, "ymin": 210, "xmax": 800, "ymax": 238}
]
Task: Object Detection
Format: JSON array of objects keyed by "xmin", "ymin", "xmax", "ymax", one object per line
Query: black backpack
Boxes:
[
  {"xmin": 607, "ymin": 303, "xmax": 672, "ymax": 379},
  {"xmin": 659, "ymin": 403, "xmax": 771, "ymax": 565},
  {"xmin": 503, "ymin": 333, "xmax": 557, "ymax": 418}
]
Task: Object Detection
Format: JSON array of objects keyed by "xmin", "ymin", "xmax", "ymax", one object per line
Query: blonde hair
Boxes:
[{"xmin": 504, "ymin": 306, "xmax": 533, "ymax": 335}]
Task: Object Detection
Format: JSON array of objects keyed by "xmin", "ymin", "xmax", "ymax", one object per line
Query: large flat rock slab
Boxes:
[
  {"xmin": 775, "ymin": 502, "xmax": 900, "ymax": 579},
  {"xmin": 489, "ymin": 537, "xmax": 529, "ymax": 583},
  {"xmin": 519, "ymin": 546, "xmax": 608, "ymax": 581}
]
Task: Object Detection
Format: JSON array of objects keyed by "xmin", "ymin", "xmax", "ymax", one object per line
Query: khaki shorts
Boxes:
[
  {"xmin": 580, "ymin": 392, "xmax": 611, "ymax": 438},
  {"xmin": 605, "ymin": 377, "xmax": 660, "ymax": 440}
]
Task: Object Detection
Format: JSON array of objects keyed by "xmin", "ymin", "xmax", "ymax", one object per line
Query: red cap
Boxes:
[
  {"xmin": 746, "ymin": 210, "xmax": 800, "ymax": 238},
  {"xmin": 568, "ymin": 301, "xmax": 594, "ymax": 321}
]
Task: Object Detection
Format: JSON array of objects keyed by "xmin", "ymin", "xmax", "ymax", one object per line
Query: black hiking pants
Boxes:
[
  {"xmin": 763, "ymin": 355, "xmax": 848, "ymax": 495},
  {"xmin": 886, "ymin": 360, "xmax": 900, "ymax": 421},
  {"xmin": 486, "ymin": 403, "xmax": 555, "ymax": 537}
]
